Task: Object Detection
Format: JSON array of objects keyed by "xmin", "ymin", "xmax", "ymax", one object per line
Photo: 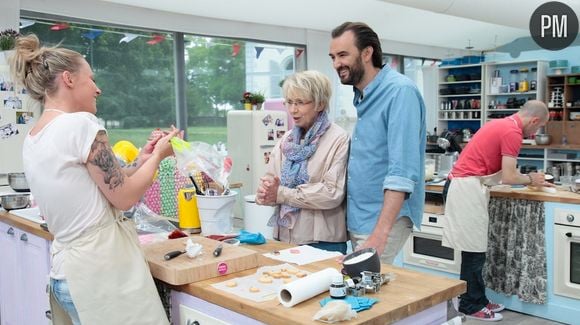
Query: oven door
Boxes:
[
  {"xmin": 554, "ymin": 224, "xmax": 580, "ymax": 299},
  {"xmin": 404, "ymin": 225, "xmax": 461, "ymax": 274}
]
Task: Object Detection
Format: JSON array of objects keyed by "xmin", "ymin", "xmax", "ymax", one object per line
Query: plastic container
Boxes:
[
  {"xmin": 509, "ymin": 70, "xmax": 519, "ymax": 93},
  {"xmin": 243, "ymin": 195, "xmax": 274, "ymax": 239},
  {"xmin": 519, "ymin": 68, "xmax": 529, "ymax": 92},
  {"xmin": 195, "ymin": 191, "xmax": 238, "ymax": 236},
  {"xmin": 530, "ymin": 67, "xmax": 537, "ymax": 91}
]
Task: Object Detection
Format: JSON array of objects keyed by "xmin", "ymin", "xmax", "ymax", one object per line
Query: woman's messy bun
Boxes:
[{"xmin": 9, "ymin": 34, "xmax": 83, "ymax": 103}]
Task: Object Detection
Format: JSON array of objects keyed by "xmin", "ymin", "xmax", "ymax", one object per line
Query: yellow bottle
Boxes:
[{"xmin": 177, "ymin": 186, "xmax": 201, "ymax": 233}]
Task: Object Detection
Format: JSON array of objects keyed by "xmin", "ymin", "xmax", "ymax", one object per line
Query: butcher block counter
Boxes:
[
  {"xmin": 169, "ymin": 240, "xmax": 466, "ymax": 325},
  {"xmin": 426, "ymin": 183, "xmax": 580, "ymax": 204}
]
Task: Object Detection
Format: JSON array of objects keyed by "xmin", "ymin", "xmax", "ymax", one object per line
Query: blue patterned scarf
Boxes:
[{"xmin": 276, "ymin": 110, "xmax": 330, "ymax": 229}]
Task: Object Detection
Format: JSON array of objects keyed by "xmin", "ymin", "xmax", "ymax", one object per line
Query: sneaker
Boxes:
[
  {"xmin": 465, "ymin": 307, "xmax": 503, "ymax": 322},
  {"xmin": 486, "ymin": 301, "xmax": 505, "ymax": 313}
]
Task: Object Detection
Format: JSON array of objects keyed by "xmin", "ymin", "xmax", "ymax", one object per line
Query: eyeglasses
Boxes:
[{"xmin": 284, "ymin": 99, "xmax": 313, "ymax": 108}]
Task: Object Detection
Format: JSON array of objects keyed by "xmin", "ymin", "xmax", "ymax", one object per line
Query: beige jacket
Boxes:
[{"xmin": 265, "ymin": 123, "xmax": 349, "ymax": 244}]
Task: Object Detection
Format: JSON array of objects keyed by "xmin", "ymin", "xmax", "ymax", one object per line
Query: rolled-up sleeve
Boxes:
[{"xmin": 383, "ymin": 85, "xmax": 423, "ymax": 195}]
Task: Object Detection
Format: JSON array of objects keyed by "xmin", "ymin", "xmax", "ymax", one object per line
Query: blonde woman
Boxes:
[
  {"xmin": 256, "ymin": 70, "xmax": 349, "ymax": 254},
  {"xmin": 9, "ymin": 34, "xmax": 177, "ymax": 324}
]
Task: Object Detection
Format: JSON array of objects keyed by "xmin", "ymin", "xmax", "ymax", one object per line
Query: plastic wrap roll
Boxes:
[{"xmin": 278, "ymin": 268, "xmax": 341, "ymax": 307}]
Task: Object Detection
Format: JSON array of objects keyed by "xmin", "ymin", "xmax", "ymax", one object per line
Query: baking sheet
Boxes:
[
  {"xmin": 262, "ymin": 245, "xmax": 342, "ymax": 265},
  {"xmin": 212, "ymin": 263, "xmax": 310, "ymax": 302}
]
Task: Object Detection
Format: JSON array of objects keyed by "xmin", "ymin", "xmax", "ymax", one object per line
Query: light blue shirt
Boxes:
[{"xmin": 347, "ymin": 65, "xmax": 426, "ymax": 234}]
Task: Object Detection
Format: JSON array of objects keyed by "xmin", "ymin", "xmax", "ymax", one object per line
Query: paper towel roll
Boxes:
[{"xmin": 278, "ymin": 268, "xmax": 341, "ymax": 307}]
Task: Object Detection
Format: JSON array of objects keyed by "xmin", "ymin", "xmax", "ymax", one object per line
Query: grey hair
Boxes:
[
  {"xmin": 8, "ymin": 34, "xmax": 83, "ymax": 103},
  {"xmin": 282, "ymin": 70, "xmax": 332, "ymax": 111},
  {"xmin": 520, "ymin": 100, "xmax": 549, "ymax": 121}
]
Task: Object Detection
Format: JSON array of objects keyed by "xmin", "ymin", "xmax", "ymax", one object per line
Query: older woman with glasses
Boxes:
[{"xmin": 255, "ymin": 70, "xmax": 349, "ymax": 254}]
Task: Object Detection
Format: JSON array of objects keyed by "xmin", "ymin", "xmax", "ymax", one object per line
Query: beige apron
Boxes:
[
  {"xmin": 442, "ymin": 171, "xmax": 502, "ymax": 253},
  {"xmin": 49, "ymin": 206, "xmax": 168, "ymax": 325}
]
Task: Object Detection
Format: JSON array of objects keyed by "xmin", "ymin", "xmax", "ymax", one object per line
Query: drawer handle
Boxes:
[
  {"xmin": 20, "ymin": 233, "xmax": 28, "ymax": 241},
  {"xmin": 7, "ymin": 227, "xmax": 15, "ymax": 235}
]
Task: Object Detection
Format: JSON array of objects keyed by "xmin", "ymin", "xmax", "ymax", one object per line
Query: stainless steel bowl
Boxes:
[
  {"xmin": 535, "ymin": 134, "xmax": 552, "ymax": 145},
  {"xmin": 8, "ymin": 173, "xmax": 29, "ymax": 192},
  {"xmin": 0, "ymin": 194, "xmax": 30, "ymax": 210}
]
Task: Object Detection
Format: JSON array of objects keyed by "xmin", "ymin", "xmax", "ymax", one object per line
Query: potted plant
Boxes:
[
  {"xmin": 0, "ymin": 29, "xmax": 20, "ymax": 64},
  {"xmin": 0, "ymin": 29, "xmax": 20, "ymax": 51},
  {"xmin": 240, "ymin": 91, "xmax": 265, "ymax": 110}
]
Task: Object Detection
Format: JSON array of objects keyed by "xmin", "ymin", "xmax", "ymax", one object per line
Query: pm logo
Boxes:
[{"xmin": 530, "ymin": 1, "xmax": 578, "ymax": 50}]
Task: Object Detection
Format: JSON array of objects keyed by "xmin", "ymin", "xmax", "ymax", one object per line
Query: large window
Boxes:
[{"xmin": 21, "ymin": 16, "xmax": 302, "ymax": 147}]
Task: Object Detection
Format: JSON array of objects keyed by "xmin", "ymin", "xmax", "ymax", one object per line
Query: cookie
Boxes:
[
  {"xmin": 271, "ymin": 272, "xmax": 283, "ymax": 279},
  {"xmin": 249, "ymin": 286, "xmax": 260, "ymax": 293},
  {"xmin": 258, "ymin": 276, "xmax": 273, "ymax": 284},
  {"xmin": 225, "ymin": 281, "xmax": 237, "ymax": 288},
  {"xmin": 281, "ymin": 272, "xmax": 291, "ymax": 278},
  {"xmin": 286, "ymin": 268, "xmax": 298, "ymax": 274},
  {"xmin": 296, "ymin": 272, "xmax": 307, "ymax": 278}
]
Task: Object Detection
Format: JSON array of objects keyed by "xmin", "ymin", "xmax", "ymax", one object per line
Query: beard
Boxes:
[{"xmin": 337, "ymin": 55, "xmax": 365, "ymax": 86}]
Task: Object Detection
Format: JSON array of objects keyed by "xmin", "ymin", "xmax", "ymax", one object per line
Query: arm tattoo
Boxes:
[{"xmin": 88, "ymin": 130, "xmax": 125, "ymax": 190}]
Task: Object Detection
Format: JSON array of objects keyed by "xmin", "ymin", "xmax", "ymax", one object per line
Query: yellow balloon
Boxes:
[{"xmin": 112, "ymin": 140, "xmax": 139, "ymax": 164}]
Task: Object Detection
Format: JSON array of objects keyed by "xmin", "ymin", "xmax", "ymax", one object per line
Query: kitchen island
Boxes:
[
  {"xmin": 169, "ymin": 240, "xmax": 465, "ymax": 325},
  {"xmin": 0, "ymin": 210, "xmax": 466, "ymax": 325}
]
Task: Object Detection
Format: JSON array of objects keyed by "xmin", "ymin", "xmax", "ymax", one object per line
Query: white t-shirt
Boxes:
[{"xmin": 23, "ymin": 112, "xmax": 109, "ymax": 278}]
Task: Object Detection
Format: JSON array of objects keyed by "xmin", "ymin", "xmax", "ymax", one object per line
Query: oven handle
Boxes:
[{"xmin": 565, "ymin": 232, "xmax": 580, "ymax": 240}]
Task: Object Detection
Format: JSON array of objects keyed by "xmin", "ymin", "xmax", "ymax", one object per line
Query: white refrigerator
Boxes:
[
  {"xmin": 227, "ymin": 110, "xmax": 288, "ymax": 220},
  {"xmin": 0, "ymin": 51, "xmax": 41, "ymax": 175}
]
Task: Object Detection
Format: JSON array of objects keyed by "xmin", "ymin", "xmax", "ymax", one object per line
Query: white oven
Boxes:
[
  {"xmin": 554, "ymin": 208, "xmax": 580, "ymax": 299},
  {"xmin": 404, "ymin": 213, "xmax": 461, "ymax": 274}
]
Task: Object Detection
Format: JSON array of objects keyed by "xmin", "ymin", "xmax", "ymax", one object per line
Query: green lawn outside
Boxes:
[{"xmin": 107, "ymin": 126, "xmax": 227, "ymax": 148}]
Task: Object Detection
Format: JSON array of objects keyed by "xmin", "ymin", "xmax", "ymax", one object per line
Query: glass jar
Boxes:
[
  {"xmin": 509, "ymin": 70, "xmax": 519, "ymax": 93},
  {"xmin": 519, "ymin": 68, "xmax": 529, "ymax": 92},
  {"xmin": 530, "ymin": 67, "xmax": 537, "ymax": 91}
]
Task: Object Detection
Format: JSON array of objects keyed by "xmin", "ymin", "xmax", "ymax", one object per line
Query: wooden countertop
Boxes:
[
  {"xmin": 174, "ymin": 241, "xmax": 465, "ymax": 325},
  {"xmin": 0, "ymin": 209, "xmax": 52, "ymax": 240},
  {"xmin": 426, "ymin": 184, "xmax": 580, "ymax": 204}
]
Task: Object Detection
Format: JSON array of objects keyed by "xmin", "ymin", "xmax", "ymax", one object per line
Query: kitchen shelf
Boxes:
[
  {"xmin": 439, "ymin": 80, "xmax": 482, "ymax": 85},
  {"xmin": 487, "ymin": 108, "xmax": 520, "ymax": 112},
  {"xmin": 546, "ymin": 74, "xmax": 580, "ymax": 144},
  {"xmin": 439, "ymin": 94, "xmax": 481, "ymax": 98},
  {"xmin": 518, "ymin": 157, "xmax": 544, "ymax": 161},
  {"xmin": 488, "ymin": 91, "xmax": 538, "ymax": 96}
]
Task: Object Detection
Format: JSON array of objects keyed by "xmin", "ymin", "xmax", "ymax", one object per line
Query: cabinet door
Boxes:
[
  {"xmin": 0, "ymin": 222, "xmax": 22, "ymax": 325},
  {"xmin": 19, "ymin": 231, "xmax": 50, "ymax": 325}
]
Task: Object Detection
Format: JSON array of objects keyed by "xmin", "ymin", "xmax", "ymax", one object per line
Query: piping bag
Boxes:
[{"xmin": 278, "ymin": 268, "xmax": 341, "ymax": 307}]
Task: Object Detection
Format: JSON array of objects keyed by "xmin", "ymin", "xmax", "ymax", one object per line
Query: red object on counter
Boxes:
[
  {"xmin": 168, "ymin": 229, "xmax": 189, "ymax": 239},
  {"xmin": 205, "ymin": 234, "xmax": 238, "ymax": 241}
]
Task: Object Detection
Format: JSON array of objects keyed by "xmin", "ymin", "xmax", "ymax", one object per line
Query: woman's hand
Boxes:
[
  {"xmin": 256, "ymin": 175, "xmax": 280, "ymax": 205},
  {"xmin": 150, "ymin": 126, "xmax": 180, "ymax": 160}
]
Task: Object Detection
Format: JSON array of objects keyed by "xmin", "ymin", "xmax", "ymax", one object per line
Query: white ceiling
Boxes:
[{"xmin": 99, "ymin": 0, "xmax": 580, "ymax": 52}]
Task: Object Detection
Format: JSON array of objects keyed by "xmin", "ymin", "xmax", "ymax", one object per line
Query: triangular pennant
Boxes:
[
  {"xmin": 119, "ymin": 33, "xmax": 139, "ymax": 44},
  {"xmin": 81, "ymin": 29, "xmax": 104, "ymax": 40},
  {"xmin": 295, "ymin": 48, "xmax": 304, "ymax": 58},
  {"xmin": 19, "ymin": 19, "xmax": 35, "ymax": 29},
  {"xmin": 50, "ymin": 22, "xmax": 70, "ymax": 31},
  {"xmin": 147, "ymin": 34, "xmax": 165, "ymax": 45},
  {"xmin": 276, "ymin": 48, "xmax": 285, "ymax": 55},
  {"xmin": 255, "ymin": 46, "xmax": 264, "ymax": 59},
  {"xmin": 232, "ymin": 43, "xmax": 241, "ymax": 57}
]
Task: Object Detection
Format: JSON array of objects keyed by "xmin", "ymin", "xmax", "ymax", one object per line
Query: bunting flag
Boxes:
[
  {"xmin": 82, "ymin": 29, "xmax": 104, "ymax": 40},
  {"xmin": 255, "ymin": 46, "xmax": 264, "ymax": 59},
  {"xmin": 19, "ymin": 19, "xmax": 35, "ymax": 29},
  {"xmin": 295, "ymin": 48, "xmax": 304, "ymax": 58},
  {"xmin": 276, "ymin": 48, "xmax": 285, "ymax": 55},
  {"xmin": 119, "ymin": 33, "xmax": 139, "ymax": 44},
  {"xmin": 232, "ymin": 43, "xmax": 241, "ymax": 57},
  {"xmin": 147, "ymin": 34, "xmax": 165, "ymax": 45},
  {"xmin": 50, "ymin": 22, "xmax": 70, "ymax": 31}
]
